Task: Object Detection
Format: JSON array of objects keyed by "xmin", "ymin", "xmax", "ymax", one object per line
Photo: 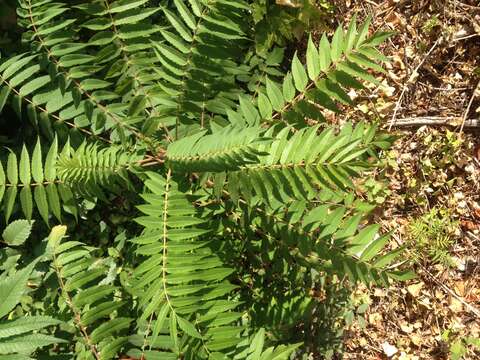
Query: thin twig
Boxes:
[
  {"xmin": 456, "ymin": 1, "xmax": 480, "ymax": 9},
  {"xmin": 460, "ymin": 80, "xmax": 480, "ymax": 132},
  {"xmin": 389, "ymin": 39, "xmax": 440, "ymax": 131},
  {"xmin": 453, "ymin": 33, "xmax": 480, "ymax": 42},
  {"xmin": 419, "ymin": 264, "xmax": 480, "ymax": 318},
  {"xmin": 389, "ymin": 231, "xmax": 480, "ymax": 319}
]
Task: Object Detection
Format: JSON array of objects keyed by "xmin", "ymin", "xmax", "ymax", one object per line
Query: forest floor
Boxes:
[{"xmin": 326, "ymin": 0, "xmax": 480, "ymax": 359}]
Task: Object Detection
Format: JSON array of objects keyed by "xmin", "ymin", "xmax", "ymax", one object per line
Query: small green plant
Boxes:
[
  {"xmin": 392, "ymin": 129, "xmax": 467, "ymax": 209},
  {"xmin": 442, "ymin": 329, "xmax": 480, "ymax": 360},
  {"xmin": 361, "ymin": 178, "xmax": 391, "ymax": 205},
  {"xmin": 422, "ymin": 14, "xmax": 440, "ymax": 35},
  {"xmin": 406, "ymin": 207, "xmax": 459, "ymax": 266}
]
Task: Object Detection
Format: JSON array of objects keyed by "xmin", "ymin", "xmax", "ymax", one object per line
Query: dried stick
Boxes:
[{"xmin": 386, "ymin": 116, "xmax": 480, "ymax": 128}]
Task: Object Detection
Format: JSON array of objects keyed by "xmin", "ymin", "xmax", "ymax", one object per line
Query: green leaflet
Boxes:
[
  {"xmin": 7, "ymin": 152, "xmax": 18, "ymax": 186},
  {"xmin": 81, "ymin": 17, "xmax": 112, "ymax": 31},
  {"xmin": 1, "ymin": 55, "xmax": 37, "ymax": 81},
  {"xmin": 331, "ymin": 25, "xmax": 345, "ymax": 61},
  {"xmin": 0, "ymin": 316, "xmax": 61, "ymax": 339},
  {"xmin": 282, "ymin": 73, "xmax": 295, "ymax": 102},
  {"xmin": 9, "ymin": 65, "xmax": 41, "ymax": 88},
  {"xmin": 90, "ymin": 318, "xmax": 132, "ymax": 343},
  {"xmin": 114, "ymin": 8, "xmax": 159, "ymax": 26},
  {"xmin": 19, "ymin": 146, "xmax": 30, "ymax": 186},
  {"xmin": 306, "ymin": 34, "xmax": 321, "ymax": 80},
  {"xmin": 163, "ymin": 8, "xmax": 193, "ymax": 42},
  {"xmin": 109, "ymin": 0, "xmax": 149, "ymax": 13},
  {"xmin": 176, "ymin": 315, "xmax": 202, "ymax": 339},
  {"xmin": 0, "ymin": 334, "xmax": 66, "ymax": 355},
  {"xmin": 19, "ymin": 76, "xmax": 50, "ymax": 97},
  {"xmin": 257, "ymin": 93, "xmax": 272, "ymax": 119},
  {"xmin": 240, "ymin": 96, "xmax": 261, "ymax": 125},
  {"xmin": 173, "ymin": 0, "xmax": 196, "ymax": 30},
  {"xmin": 266, "ymin": 78, "xmax": 284, "ymax": 111},
  {"xmin": 1, "ymin": 220, "xmax": 33, "ymax": 246},
  {"xmin": 0, "ymin": 87, "xmax": 11, "ymax": 113},
  {"xmin": 31, "ymin": 140, "xmax": 43, "ymax": 183},
  {"xmin": 291, "ymin": 52, "xmax": 308, "ymax": 91},
  {"xmin": 0, "ymin": 260, "xmax": 38, "ymax": 319},
  {"xmin": 44, "ymin": 137, "xmax": 57, "ymax": 182}
]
